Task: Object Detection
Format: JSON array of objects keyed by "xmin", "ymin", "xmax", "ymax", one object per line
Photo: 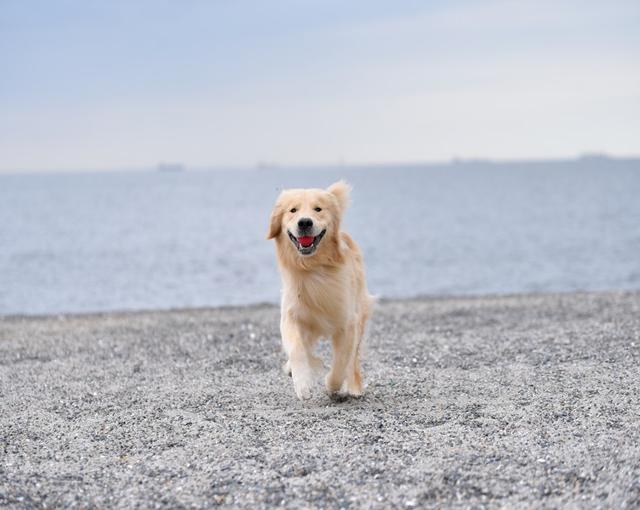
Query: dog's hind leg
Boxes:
[
  {"xmin": 325, "ymin": 324, "xmax": 356, "ymax": 397},
  {"xmin": 344, "ymin": 305, "xmax": 369, "ymax": 397},
  {"xmin": 344, "ymin": 329, "xmax": 364, "ymax": 397},
  {"xmin": 345, "ymin": 355, "xmax": 363, "ymax": 397}
]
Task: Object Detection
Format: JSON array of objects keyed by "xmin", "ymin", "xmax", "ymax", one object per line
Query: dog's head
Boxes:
[{"xmin": 267, "ymin": 181, "xmax": 350, "ymax": 261}]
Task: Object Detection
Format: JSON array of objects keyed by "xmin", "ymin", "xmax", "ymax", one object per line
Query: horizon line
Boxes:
[{"xmin": 1, "ymin": 152, "xmax": 640, "ymax": 175}]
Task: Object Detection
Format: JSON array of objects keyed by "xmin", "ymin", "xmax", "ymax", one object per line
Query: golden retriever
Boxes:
[{"xmin": 267, "ymin": 180, "xmax": 372, "ymax": 400}]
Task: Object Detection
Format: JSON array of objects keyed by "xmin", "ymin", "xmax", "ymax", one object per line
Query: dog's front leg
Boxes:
[{"xmin": 281, "ymin": 317, "xmax": 315, "ymax": 401}]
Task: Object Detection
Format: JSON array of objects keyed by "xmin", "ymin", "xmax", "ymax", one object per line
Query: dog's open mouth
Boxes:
[{"xmin": 287, "ymin": 229, "xmax": 326, "ymax": 255}]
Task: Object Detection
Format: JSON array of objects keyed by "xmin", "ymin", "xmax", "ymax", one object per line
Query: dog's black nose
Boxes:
[{"xmin": 298, "ymin": 217, "xmax": 313, "ymax": 230}]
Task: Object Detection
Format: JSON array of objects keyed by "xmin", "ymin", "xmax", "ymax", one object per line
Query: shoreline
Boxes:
[
  {"xmin": 2, "ymin": 288, "xmax": 638, "ymax": 320},
  {"xmin": 2, "ymin": 290, "xmax": 639, "ymax": 508}
]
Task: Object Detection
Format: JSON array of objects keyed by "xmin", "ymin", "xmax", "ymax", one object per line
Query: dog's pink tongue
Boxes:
[{"xmin": 298, "ymin": 236, "xmax": 315, "ymax": 248}]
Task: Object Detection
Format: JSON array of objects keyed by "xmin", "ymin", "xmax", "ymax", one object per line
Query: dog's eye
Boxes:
[
  {"xmin": 314, "ymin": 207, "xmax": 322, "ymax": 212},
  {"xmin": 290, "ymin": 208, "xmax": 297, "ymax": 213}
]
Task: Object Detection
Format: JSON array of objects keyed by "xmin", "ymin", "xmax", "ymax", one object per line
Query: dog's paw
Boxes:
[
  {"xmin": 345, "ymin": 380, "xmax": 363, "ymax": 398},
  {"xmin": 294, "ymin": 381, "xmax": 312, "ymax": 401},
  {"xmin": 283, "ymin": 360, "xmax": 292, "ymax": 377},
  {"xmin": 292, "ymin": 369, "xmax": 313, "ymax": 401},
  {"xmin": 326, "ymin": 376, "xmax": 364, "ymax": 401},
  {"xmin": 324, "ymin": 373, "xmax": 343, "ymax": 394}
]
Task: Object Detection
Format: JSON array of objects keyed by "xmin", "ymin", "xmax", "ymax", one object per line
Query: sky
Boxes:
[{"xmin": 1, "ymin": 0, "xmax": 639, "ymax": 171}]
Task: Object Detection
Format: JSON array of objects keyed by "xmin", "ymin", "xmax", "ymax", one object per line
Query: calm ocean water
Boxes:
[{"xmin": 1, "ymin": 159, "xmax": 639, "ymax": 315}]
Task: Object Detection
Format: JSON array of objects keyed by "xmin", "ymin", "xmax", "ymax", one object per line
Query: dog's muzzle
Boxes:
[{"xmin": 287, "ymin": 229, "xmax": 326, "ymax": 255}]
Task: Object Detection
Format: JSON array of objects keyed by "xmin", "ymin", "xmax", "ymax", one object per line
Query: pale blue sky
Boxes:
[{"xmin": 1, "ymin": 0, "xmax": 639, "ymax": 171}]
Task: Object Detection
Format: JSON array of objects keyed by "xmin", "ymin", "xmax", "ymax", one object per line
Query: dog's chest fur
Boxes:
[{"xmin": 282, "ymin": 267, "xmax": 347, "ymax": 336}]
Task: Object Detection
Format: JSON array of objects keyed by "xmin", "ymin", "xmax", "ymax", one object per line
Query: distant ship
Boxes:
[
  {"xmin": 156, "ymin": 163, "xmax": 185, "ymax": 172},
  {"xmin": 256, "ymin": 161, "xmax": 279, "ymax": 170}
]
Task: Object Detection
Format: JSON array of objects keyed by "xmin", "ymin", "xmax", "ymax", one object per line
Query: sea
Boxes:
[{"xmin": 1, "ymin": 158, "xmax": 639, "ymax": 315}]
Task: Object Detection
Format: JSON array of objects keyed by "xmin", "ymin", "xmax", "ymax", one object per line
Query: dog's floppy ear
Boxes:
[
  {"xmin": 327, "ymin": 180, "xmax": 351, "ymax": 213},
  {"xmin": 267, "ymin": 200, "xmax": 284, "ymax": 239}
]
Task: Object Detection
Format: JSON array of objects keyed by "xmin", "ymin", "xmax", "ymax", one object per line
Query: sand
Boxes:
[{"xmin": 1, "ymin": 291, "xmax": 639, "ymax": 508}]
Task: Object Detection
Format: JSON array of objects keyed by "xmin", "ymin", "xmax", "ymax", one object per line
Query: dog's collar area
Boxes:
[{"xmin": 287, "ymin": 229, "xmax": 326, "ymax": 255}]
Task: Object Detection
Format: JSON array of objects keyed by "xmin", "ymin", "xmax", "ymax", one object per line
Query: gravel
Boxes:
[{"xmin": 1, "ymin": 291, "xmax": 639, "ymax": 509}]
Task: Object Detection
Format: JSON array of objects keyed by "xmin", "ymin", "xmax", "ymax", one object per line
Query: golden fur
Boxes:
[{"xmin": 267, "ymin": 180, "xmax": 372, "ymax": 400}]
